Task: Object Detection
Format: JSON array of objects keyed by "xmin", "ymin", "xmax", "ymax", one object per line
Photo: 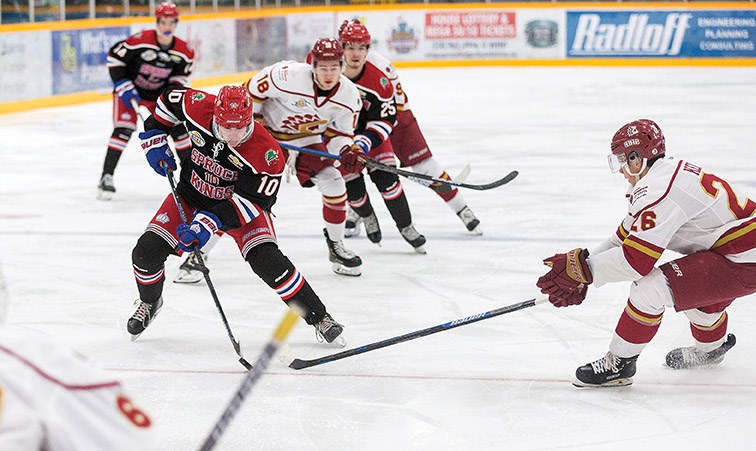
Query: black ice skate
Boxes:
[
  {"xmin": 127, "ymin": 297, "xmax": 163, "ymax": 341},
  {"xmin": 573, "ymin": 351, "xmax": 638, "ymax": 387},
  {"xmin": 323, "ymin": 229, "xmax": 362, "ymax": 277},
  {"xmin": 97, "ymin": 173, "xmax": 116, "ymax": 201},
  {"xmin": 399, "ymin": 224, "xmax": 427, "ymax": 254},
  {"xmin": 363, "ymin": 211, "xmax": 382, "ymax": 244},
  {"xmin": 314, "ymin": 313, "xmax": 346, "ymax": 347},
  {"xmin": 344, "ymin": 208, "xmax": 362, "ymax": 238},
  {"xmin": 173, "ymin": 252, "xmax": 206, "ymax": 284},
  {"xmin": 666, "ymin": 333, "xmax": 736, "ymax": 370},
  {"xmin": 457, "ymin": 206, "xmax": 482, "ymax": 235}
]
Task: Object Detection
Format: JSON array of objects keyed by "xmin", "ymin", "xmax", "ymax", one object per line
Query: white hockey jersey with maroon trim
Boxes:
[
  {"xmin": 0, "ymin": 327, "xmax": 158, "ymax": 451},
  {"xmin": 244, "ymin": 61, "xmax": 361, "ymax": 155},
  {"xmin": 589, "ymin": 157, "xmax": 756, "ymax": 286}
]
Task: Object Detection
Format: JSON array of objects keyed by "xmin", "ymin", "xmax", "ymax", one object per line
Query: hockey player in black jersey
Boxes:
[{"xmin": 127, "ymin": 84, "xmax": 345, "ymax": 347}]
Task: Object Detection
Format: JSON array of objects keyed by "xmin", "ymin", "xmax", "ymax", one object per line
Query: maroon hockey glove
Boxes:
[
  {"xmin": 339, "ymin": 143, "xmax": 367, "ymax": 174},
  {"xmin": 536, "ymin": 248, "xmax": 592, "ymax": 307}
]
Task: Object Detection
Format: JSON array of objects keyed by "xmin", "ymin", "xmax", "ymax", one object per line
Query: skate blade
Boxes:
[
  {"xmin": 97, "ymin": 190, "xmax": 114, "ymax": 201},
  {"xmin": 173, "ymin": 269, "xmax": 204, "ymax": 284},
  {"xmin": 129, "ymin": 332, "xmax": 142, "ymax": 342},
  {"xmin": 469, "ymin": 226, "xmax": 483, "ymax": 236},
  {"xmin": 572, "ymin": 377, "xmax": 633, "ymax": 388},
  {"xmin": 344, "ymin": 227, "xmax": 361, "ymax": 238},
  {"xmin": 413, "ymin": 245, "xmax": 427, "ymax": 255},
  {"xmin": 331, "ymin": 335, "xmax": 347, "ymax": 348},
  {"xmin": 332, "ymin": 263, "xmax": 361, "ymax": 277}
]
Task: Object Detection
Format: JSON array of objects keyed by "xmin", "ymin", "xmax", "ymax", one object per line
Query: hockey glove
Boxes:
[
  {"xmin": 114, "ymin": 78, "xmax": 142, "ymax": 107},
  {"xmin": 177, "ymin": 211, "xmax": 221, "ymax": 253},
  {"xmin": 139, "ymin": 129, "xmax": 177, "ymax": 176},
  {"xmin": 339, "ymin": 142, "xmax": 368, "ymax": 174},
  {"xmin": 536, "ymin": 248, "xmax": 593, "ymax": 307}
]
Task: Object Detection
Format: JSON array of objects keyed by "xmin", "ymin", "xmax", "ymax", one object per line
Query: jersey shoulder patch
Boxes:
[
  {"xmin": 359, "ymin": 62, "xmax": 395, "ymax": 100},
  {"xmin": 170, "ymin": 37, "xmax": 195, "ymax": 60},
  {"xmin": 237, "ymin": 128, "xmax": 285, "ymax": 175}
]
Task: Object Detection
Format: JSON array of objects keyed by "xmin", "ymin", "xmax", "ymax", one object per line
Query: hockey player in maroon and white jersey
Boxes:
[
  {"xmin": 338, "ymin": 22, "xmax": 427, "ymax": 253},
  {"xmin": 536, "ymin": 119, "xmax": 756, "ymax": 387},
  {"xmin": 0, "ymin": 266, "xmax": 159, "ymax": 450},
  {"xmin": 127, "ymin": 85, "xmax": 345, "ymax": 346},
  {"xmin": 339, "ymin": 19, "xmax": 483, "ymax": 236},
  {"xmin": 242, "ymin": 38, "xmax": 366, "ymax": 276},
  {"xmin": 98, "ymin": 2, "xmax": 194, "ymax": 200}
]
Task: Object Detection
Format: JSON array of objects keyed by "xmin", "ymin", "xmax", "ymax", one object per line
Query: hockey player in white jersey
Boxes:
[
  {"xmin": 243, "ymin": 38, "xmax": 366, "ymax": 276},
  {"xmin": 0, "ymin": 266, "xmax": 159, "ymax": 450},
  {"xmin": 536, "ymin": 119, "xmax": 756, "ymax": 387},
  {"xmin": 339, "ymin": 19, "xmax": 482, "ymax": 237}
]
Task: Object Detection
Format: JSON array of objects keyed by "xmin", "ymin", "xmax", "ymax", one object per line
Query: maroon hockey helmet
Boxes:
[
  {"xmin": 214, "ymin": 86, "xmax": 253, "ymax": 129},
  {"xmin": 155, "ymin": 2, "xmax": 179, "ymax": 20},
  {"xmin": 608, "ymin": 119, "xmax": 666, "ymax": 173},
  {"xmin": 311, "ymin": 38, "xmax": 344, "ymax": 64},
  {"xmin": 339, "ymin": 19, "xmax": 371, "ymax": 45}
]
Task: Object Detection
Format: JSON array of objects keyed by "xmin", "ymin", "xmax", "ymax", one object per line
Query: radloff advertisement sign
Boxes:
[{"xmin": 567, "ymin": 10, "xmax": 756, "ymax": 58}]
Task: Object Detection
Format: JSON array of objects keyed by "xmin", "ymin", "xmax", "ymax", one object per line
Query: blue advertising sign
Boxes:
[
  {"xmin": 567, "ymin": 10, "xmax": 756, "ymax": 58},
  {"xmin": 52, "ymin": 27, "xmax": 130, "ymax": 95}
]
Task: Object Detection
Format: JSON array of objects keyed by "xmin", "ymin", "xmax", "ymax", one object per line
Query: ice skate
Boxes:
[
  {"xmin": 173, "ymin": 252, "xmax": 206, "ymax": 284},
  {"xmin": 573, "ymin": 351, "xmax": 638, "ymax": 387},
  {"xmin": 399, "ymin": 224, "xmax": 427, "ymax": 254},
  {"xmin": 314, "ymin": 313, "xmax": 346, "ymax": 347},
  {"xmin": 345, "ymin": 208, "xmax": 362, "ymax": 238},
  {"xmin": 127, "ymin": 297, "xmax": 163, "ymax": 341},
  {"xmin": 97, "ymin": 174, "xmax": 116, "ymax": 200},
  {"xmin": 323, "ymin": 228, "xmax": 362, "ymax": 277},
  {"xmin": 363, "ymin": 211, "xmax": 382, "ymax": 244},
  {"xmin": 457, "ymin": 206, "xmax": 482, "ymax": 235},
  {"xmin": 666, "ymin": 333, "xmax": 736, "ymax": 369}
]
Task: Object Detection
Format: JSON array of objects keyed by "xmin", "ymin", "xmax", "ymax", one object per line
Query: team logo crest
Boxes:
[
  {"xmin": 293, "ymin": 99, "xmax": 311, "ymax": 108},
  {"xmin": 379, "ymin": 77, "xmax": 389, "ymax": 88},
  {"xmin": 627, "ymin": 125, "xmax": 638, "ymax": 136},
  {"xmin": 264, "ymin": 149, "xmax": 279, "ymax": 165},
  {"xmin": 386, "ymin": 19, "xmax": 419, "ymax": 54},
  {"xmin": 156, "ymin": 212, "xmax": 170, "ymax": 224},
  {"xmin": 191, "ymin": 92, "xmax": 205, "ymax": 103},
  {"xmin": 228, "ymin": 154, "xmax": 244, "ymax": 169},
  {"xmin": 190, "ymin": 131, "xmax": 205, "ymax": 147},
  {"xmin": 141, "ymin": 50, "xmax": 157, "ymax": 61}
]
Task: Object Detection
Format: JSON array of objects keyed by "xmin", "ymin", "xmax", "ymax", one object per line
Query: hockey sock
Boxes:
[
  {"xmin": 690, "ymin": 311, "xmax": 728, "ymax": 350},
  {"xmin": 103, "ymin": 127, "xmax": 133, "ymax": 175},
  {"xmin": 132, "ymin": 232, "xmax": 174, "ymax": 303},
  {"xmin": 370, "ymin": 170, "xmax": 412, "ymax": 229},
  {"xmin": 246, "ymin": 243, "xmax": 326, "ymax": 324},
  {"xmin": 346, "ymin": 175, "xmax": 375, "ymax": 218},
  {"xmin": 614, "ymin": 299, "xmax": 663, "ymax": 348}
]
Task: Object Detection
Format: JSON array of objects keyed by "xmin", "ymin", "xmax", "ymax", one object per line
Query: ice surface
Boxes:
[{"xmin": 1, "ymin": 66, "xmax": 755, "ymax": 450}]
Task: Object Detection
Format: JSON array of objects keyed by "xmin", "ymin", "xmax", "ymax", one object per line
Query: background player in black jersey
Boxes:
[
  {"xmin": 98, "ymin": 2, "xmax": 194, "ymax": 200},
  {"xmin": 336, "ymin": 26, "xmax": 427, "ymax": 253},
  {"xmin": 127, "ymin": 84, "xmax": 345, "ymax": 346}
]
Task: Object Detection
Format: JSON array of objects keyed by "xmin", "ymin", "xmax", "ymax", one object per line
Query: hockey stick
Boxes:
[
  {"xmin": 289, "ymin": 295, "xmax": 549, "ymax": 370},
  {"xmin": 278, "ymin": 142, "xmax": 518, "ymax": 191},
  {"xmin": 198, "ymin": 308, "xmax": 301, "ymax": 451},
  {"xmin": 162, "ymin": 164, "xmax": 253, "ymax": 371}
]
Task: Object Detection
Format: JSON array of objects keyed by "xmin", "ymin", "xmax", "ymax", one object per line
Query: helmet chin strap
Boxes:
[{"xmin": 624, "ymin": 158, "xmax": 648, "ymax": 183}]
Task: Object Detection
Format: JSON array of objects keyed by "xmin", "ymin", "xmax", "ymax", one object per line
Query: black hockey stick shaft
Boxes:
[
  {"xmin": 163, "ymin": 163, "xmax": 252, "ymax": 370},
  {"xmin": 198, "ymin": 309, "xmax": 300, "ymax": 451},
  {"xmin": 277, "ymin": 142, "xmax": 517, "ymax": 191},
  {"xmin": 289, "ymin": 295, "xmax": 548, "ymax": 370}
]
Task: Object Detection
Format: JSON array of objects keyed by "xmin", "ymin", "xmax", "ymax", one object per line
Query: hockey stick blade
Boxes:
[{"xmin": 289, "ymin": 295, "xmax": 548, "ymax": 370}]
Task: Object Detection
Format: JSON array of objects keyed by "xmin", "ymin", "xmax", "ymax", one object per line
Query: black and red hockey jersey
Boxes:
[
  {"xmin": 348, "ymin": 61, "xmax": 397, "ymax": 151},
  {"xmin": 108, "ymin": 29, "xmax": 194, "ymax": 101},
  {"xmin": 145, "ymin": 86, "xmax": 285, "ymax": 230}
]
